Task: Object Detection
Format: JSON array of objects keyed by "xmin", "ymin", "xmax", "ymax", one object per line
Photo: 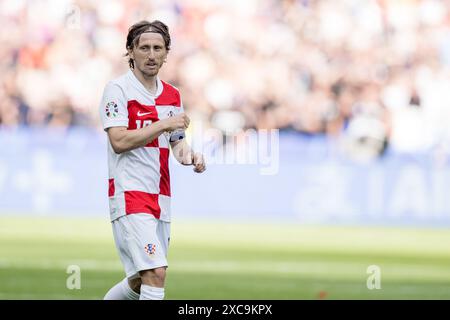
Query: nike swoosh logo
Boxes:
[{"xmin": 137, "ymin": 111, "xmax": 152, "ymax": 117}]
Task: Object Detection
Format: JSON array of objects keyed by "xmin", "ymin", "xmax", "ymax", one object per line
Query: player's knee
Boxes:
[
  {"xmin": 154, "ymin": 267, "xmax": 166, "ymax": 280},
  {"xmin": 140, "ymin": 267, "xmax": 166, "ymax": 287},
  {"xmin": 151, "ymin": 267, "xmax": 166, "ymax": 284}
]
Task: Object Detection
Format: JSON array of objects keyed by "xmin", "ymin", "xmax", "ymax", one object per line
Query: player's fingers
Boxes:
[
  {"xmin": 194, "ymin": 164, "xmax": 205, "ymax": 173},
  {"xmin": 186, "ymin": 151, "xmax": 194, "ymax": 165},
  {"xmin": 194, "ymin": 165, "xmax": 203, "ymax": 173},
  {"xmin": 193, "ymin": 153, "xmax": 203, "ymax": 165},
  {"xmin": 179, "ymin": 150, "xmax": 191, "ymax": 165},
  {"xmin": 193, "ymin": 157, "xmax": 206, "ymax": 172}
]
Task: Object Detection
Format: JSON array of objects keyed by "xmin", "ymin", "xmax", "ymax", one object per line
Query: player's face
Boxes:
[{"xmin": 130, "ymin": 32, "xmax": 167, "ymax": 77}]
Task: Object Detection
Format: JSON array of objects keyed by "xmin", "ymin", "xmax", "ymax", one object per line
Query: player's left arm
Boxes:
[{"xmin": 170, "ymin": 139, "xmax": 206, "ymax": 173}]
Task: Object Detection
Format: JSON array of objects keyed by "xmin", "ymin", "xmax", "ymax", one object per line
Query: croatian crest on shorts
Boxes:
[
  {"xmin": 144, "ymin": 243, "xmax": 156, "ymax": 256},
  {"xmin": 105, "ymin": 101, "xmax": 119, "ymax": 118}
]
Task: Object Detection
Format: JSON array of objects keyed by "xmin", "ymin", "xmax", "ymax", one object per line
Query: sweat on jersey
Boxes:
[{"xmin": 99, "ymin": 70, "xmax": 184, "ymax": 222}]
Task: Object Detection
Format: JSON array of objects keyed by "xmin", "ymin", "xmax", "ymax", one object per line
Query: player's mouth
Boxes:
[{"xmin": 146, "ymin": 62, "xmax": 157, "ymax": 68}]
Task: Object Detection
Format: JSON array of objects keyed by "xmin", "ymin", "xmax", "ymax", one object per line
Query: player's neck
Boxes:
[{"xmin": 132, "ymin": 68, "xmax": 158, "ymax": 95}]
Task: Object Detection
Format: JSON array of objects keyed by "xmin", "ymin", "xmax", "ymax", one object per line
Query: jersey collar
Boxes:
[{"xmin": 128, "ymin": 69, "xmax": 163, "ymax": 98}]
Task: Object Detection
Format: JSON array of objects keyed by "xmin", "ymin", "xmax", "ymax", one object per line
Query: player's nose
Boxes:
[{"xmin": 147, "ymin": 49, "xmax": 156, "ymax": 59}]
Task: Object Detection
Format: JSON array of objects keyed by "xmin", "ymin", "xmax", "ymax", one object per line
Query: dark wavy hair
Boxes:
[{"xmin": 125, "ymin": 20, "xmax": 171, "ymax": 69}]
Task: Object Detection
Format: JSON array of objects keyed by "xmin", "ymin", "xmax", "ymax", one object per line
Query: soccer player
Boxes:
[{"xmin": 99, "ymin": 20, "xmax": 206, "ymax": 300}]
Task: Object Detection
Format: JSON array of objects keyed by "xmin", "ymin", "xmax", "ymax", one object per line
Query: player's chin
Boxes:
[{"xmin": 141, "ymin": 66, "xmax": 159, "ymax": 76}]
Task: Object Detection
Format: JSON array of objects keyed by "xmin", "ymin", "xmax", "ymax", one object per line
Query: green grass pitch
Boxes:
[{"xmin": 0, "ymin": 216, "xmax": 449, "ymax": 299}]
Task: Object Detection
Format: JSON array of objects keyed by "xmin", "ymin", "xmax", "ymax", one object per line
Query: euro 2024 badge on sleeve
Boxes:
[{"xmin": 105, "ymin": 101, "xmax": 119, "ymax": 118}]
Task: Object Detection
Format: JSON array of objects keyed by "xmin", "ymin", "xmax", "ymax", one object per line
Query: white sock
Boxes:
[
  {"xmin": 139, "ymin": 284, "xmax": 164, "ymax": 300},
  {"xmin": 104, "ymin": 278, "xmax": 140, "ymax": 300}
]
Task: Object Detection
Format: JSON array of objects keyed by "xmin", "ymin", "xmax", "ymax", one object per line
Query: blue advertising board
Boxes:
[{"xmin": 0, "ymin": 128, "xmax": 449, "ymax": 226}]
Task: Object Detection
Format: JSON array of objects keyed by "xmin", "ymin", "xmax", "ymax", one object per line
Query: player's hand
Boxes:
[
  {"xmin": 163, "ymin": 113, "xmax": 190, "ymax": 132},
  {"xmin": 192, "ymin": 152, "xmax": 206, "ymax": 173}
]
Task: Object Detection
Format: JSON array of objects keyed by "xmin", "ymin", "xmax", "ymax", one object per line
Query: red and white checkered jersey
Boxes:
[{"xmin": 99, "ymin": 70, "xmax": 183, "ymax": 222}]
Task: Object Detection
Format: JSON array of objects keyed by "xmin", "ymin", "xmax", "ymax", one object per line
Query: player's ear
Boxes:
[{"xmin": 127, "ymin": 47, "xmax": 134, "ymax": 60}]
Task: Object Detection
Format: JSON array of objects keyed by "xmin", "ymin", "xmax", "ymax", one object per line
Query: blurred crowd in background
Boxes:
[{"xmin": 1, "ymin": 0, "xmax": 450, "ymax": 159}]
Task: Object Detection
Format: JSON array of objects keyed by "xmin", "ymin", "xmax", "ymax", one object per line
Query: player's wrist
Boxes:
[
  {"xmin": 164, "ymin": 120, "xmax": 177, "ymax": 133},
  {"xmin": 157, "ymin": 119, "xmax": 170, "ymax": 133}
]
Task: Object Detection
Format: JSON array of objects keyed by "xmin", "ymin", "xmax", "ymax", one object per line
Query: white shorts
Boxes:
[{"xmin": 111, "ymin": 213, "xmax": 171, "ymax": 279}]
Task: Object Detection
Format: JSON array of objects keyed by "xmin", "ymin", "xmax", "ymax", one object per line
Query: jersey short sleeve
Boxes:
[{"xmin": 99, "ymin": 82, "xmax": 129, "ymax": 131}]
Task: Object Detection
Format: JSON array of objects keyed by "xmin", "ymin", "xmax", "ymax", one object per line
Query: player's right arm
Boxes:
[
  {"xmin": 99, "ymin": 82, "xmax": 189, "ymax": 154},
  {"xmin": 107, "ymin": 114, "xmax": 189, "ymax": 154}
]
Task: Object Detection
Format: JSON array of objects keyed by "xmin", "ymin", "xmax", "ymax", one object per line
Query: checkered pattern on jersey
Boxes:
[{"xmin": 107, "ymin": 78, "xmax": 181, "ymax": 221}]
